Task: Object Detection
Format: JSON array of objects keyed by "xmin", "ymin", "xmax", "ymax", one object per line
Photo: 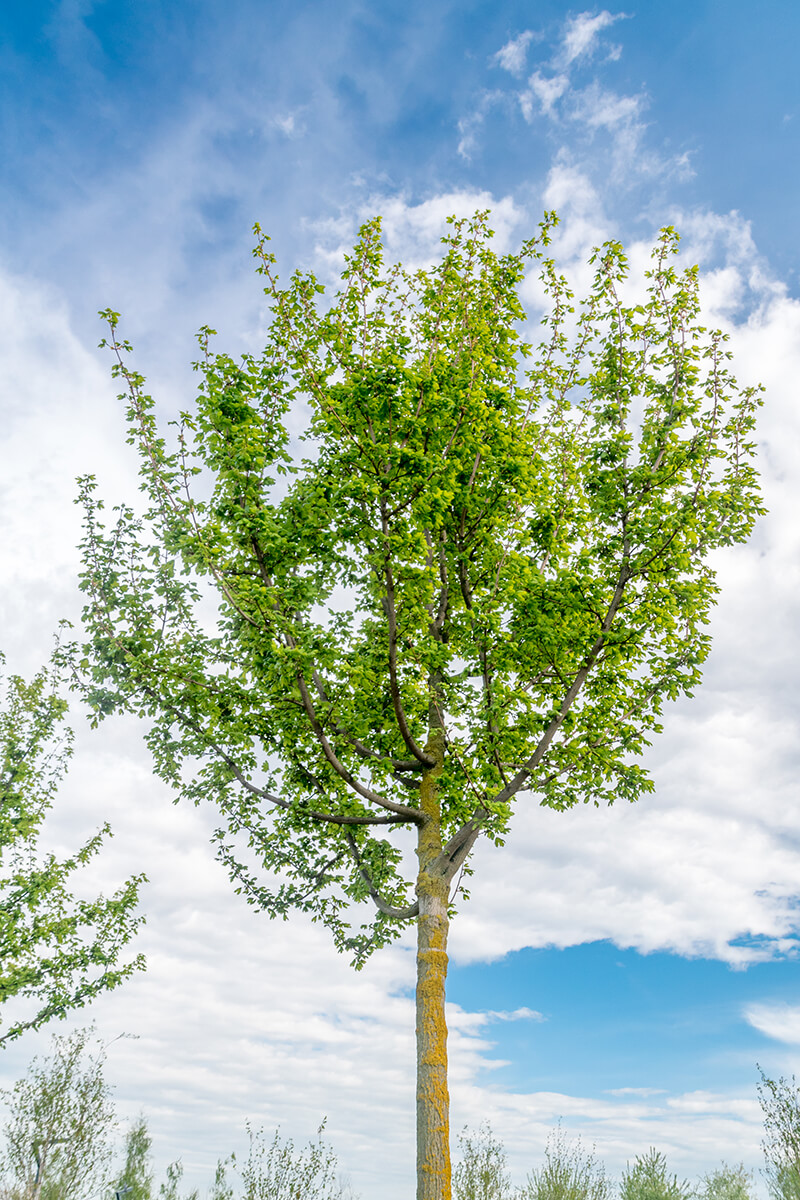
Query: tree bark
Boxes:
[{"xmin": 416, "ymin": 727, "xmax": 451, "ymax": 1200}]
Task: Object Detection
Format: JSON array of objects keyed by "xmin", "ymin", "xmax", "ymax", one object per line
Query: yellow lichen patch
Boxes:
[{"xmin": 415, "ymin": 725, "xmax": 452, "ymax": 1198}]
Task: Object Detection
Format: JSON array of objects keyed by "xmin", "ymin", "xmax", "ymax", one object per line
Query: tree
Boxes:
[
  {"xmin": 695, "ymin": 1164, "xmax": 753, "ymax": 1200},
  {"xmin": 113, "ymin": 1116, "xmax": 154, "ymax": 1200},
  {"xmin": 519, "ymin": 1125, "xmax": 608, "ymax": 1200},
  {"xmin": 619, "ymin": 1149, "xmax": 691, "ymax": 1200},
  {"xmin": 158, "ymin": 1160, "xmax": 198, "ymax": 1200},
  {"xmin": 0, "ymin": 651, "xmax": 145, "ymax": 1046},
  {"xmin": 758, "ymin": 1069, "xmax": 800, "ymax": 1200},
  {"xmin": 75, "ymin": 211, "xmax": 763, "ymax": 1200},
  {"xmin": 0, "ymin": 1026, "xmax": 116, "ymax": 1200}
]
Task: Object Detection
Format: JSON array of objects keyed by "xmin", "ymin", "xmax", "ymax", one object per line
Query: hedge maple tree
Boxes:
[{"xmin": 75, "ymin": 212, "xmax": 762, "ymax": 1200}]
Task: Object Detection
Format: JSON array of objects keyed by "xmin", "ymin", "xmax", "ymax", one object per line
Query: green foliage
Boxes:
[
  {"xmin": 159, "ymin": 1159, "xmax": 198, "ymax": 1200},
  {"xmin": 695, "ymin": 1164, "xmax": 753, "ymax": 1200},
  {"xmin": 237, "ymin": 1123, "xmax": 357, "ymax": 1200},
  {"xmin": 209, "ymin": 1156, "xmax": 236, "ymax": 1200},
  {"xmin": 0, "ymin": 1026, "xmax": 116, "ymax": 1200},
  {"xmin": 77, "ymin": 212, "xmax": 763, "ymax": 966},
  {"xmin": 758, "ymin": 1070, "xmax": 800, "ymax": 1200},
  {"xmin": 114, "ymin": 1116, "xmax": 155, "ymax": 1200},
  {"xmin": 111, "ymin": 1118, "xmax": 355, "ymax": 1200},
  {"xmin": 0, "ymin": 650, "xmax": 145, "ymax": 1045},
  {"xmin": 620, "ymin": 1149, "xmax": 692, "ymax": 1200},
  {"xmin": 518, "ymin": 1125, "xmax": 608, "ymax": 1200},
  {"xmin": 453, "ymin": 1122, "xmax": 511, "ymax": 1200}
]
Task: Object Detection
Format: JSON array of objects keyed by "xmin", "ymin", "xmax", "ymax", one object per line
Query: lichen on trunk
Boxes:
[{"xmin": 416, "ymin": 725, "xmax": 451, "ymax": 1200}]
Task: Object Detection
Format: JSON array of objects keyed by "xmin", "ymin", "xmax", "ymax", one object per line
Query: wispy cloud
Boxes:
[
  {"xmin": 492, "ymin": 30, "xmax": 537, "ymax": 76},
  {"xmin": 570, "ymin": 80, "xmax": 641, "ymax": 129},
  {"xmin": 487, "ymin": 1006, "xmax": 546, "ymax": 1023},
  {"xmin": 271, "ymin": 109, "xmax": 306, "ymax": 138},
  {"xmin": 467, "ymin": 8, "xmax": 691, "ymax": 189},
  {"xmin": 745, "ymin": 1003, "xmax": 800, "ymax": 1045},
  {"xmin": 520, "ymin": 70, "xmax": 569, "ymax": 118},
  {"xmin": 559, "ymin": 11, "xmax": 626, "ymax": 66},
  {"xmin": 457, "ymin": 90, "xmax": 504, "ymax": 160},
  {"xmin": 606, "ymin": 1086, "xmax": 667, "ymax": 1096}
]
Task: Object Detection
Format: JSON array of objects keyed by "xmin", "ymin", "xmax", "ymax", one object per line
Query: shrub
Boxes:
[
  {"xmin": 758, "ymin": 1070, "xmax": 800, "ymax": 1200},
  {"xmin": 620, "ymin": 1149, "xmax": 692, "ymax": 1200},
  {"xmin": 517, "ymin": 1125, "xmax": 609, "ymax": 1200},
  {"xmin": 695, "ymin": 1164, "xmax": 753, "ymax": 1200},
  {"xmin": 238, "ymin": 1123, "xmax": 357, "ymax": 1200},
  {"xmin": 453, "ymin": 1122, "xmax": 512, "ymax": 1200}
]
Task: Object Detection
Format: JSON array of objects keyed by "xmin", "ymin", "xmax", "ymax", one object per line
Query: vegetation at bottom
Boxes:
[{"xmin": 1, "ymin": 1029, "xmax": 799, "ymax": 1200}]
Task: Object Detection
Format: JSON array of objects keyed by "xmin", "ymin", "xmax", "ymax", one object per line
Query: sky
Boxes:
[{"xmin": 1, "ymin": 1, "xmax": 800, "ymax": 1197}]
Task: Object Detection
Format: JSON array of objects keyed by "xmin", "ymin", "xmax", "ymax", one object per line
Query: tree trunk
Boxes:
[{"xmin": 416, "ymin": 726, "xmax": 451, "ymax": 1200}]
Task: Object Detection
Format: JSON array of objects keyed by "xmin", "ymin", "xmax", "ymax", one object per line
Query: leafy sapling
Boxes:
[
  {"xmin": 518, "ymin": 1125, "xmax": 609, "ymax": 1200},
  {"xmin": 77, "ymin": 211, "xmax": 764, "ymax": 1200},
  {"xmin": 453, "ymin": 1122, "xmax": 511, "ymax": 1200},
  {"xmin": 620, "ymin": 1149, "xmax": 692, "ymax": 1200}
]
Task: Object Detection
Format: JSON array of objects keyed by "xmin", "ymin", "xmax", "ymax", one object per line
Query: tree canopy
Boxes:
[{"xmin": 75, "ymin": 210, "xmax": 763, "ymax": 1199}]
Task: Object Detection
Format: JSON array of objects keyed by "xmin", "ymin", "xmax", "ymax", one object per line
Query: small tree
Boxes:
[
  {"xmin": 453, "ymin": 1122, "xmax": 511, "ymax": 1200},
  {"xmin": 114, "ymin": 1116, "xmax": 154, "ymax": 1200},
  {"xmin": 0, "ymin": 1026, "xmax": 116, "ymax": 1200},
  {"xmin": 518, "ymin": 1125, "xmax": 608, "ymax": 1200},
  {"xmin": 158, "ymin": 1160, "xmax": 198, "ymax": 1200},
  {"xmin": 758, "ymin": 1070, "xmax": 800, "ymax": 1200},
  {"xmin": 209, "ymin": 1156, "xmax": 236, "ymax": 1200},
  {"xmin": 620, "ymin": 1149, "xmax": 691, "ymax": 1200},
  {"xmin": 238, "ymin": 1123, "xmax": 356, "ymax": 1200},
  {"xmin": 0, "ymin": 652, "xmax": 145, "ymax": 1046},
  {"xmin": 76, "ymin": 212, "xmax": 763, "ymax": 1200},
  {"xmin": 695, "ymin": 1164, "xmax": 753, "ymax": 1200}
]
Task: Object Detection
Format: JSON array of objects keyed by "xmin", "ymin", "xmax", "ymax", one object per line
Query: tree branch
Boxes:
[
  {"xmin": 380, "ymin": 502, "xmax": 436, "ymax": 768},
  {"xmin": 310, "ymin": 669, "xmax": 426, "ymax": 778},
  {"xmin": 343, "ymin": 829, "xmax": 420, "ymax": 919},
  {"xmin": 294, "ymin": 671, "xmax": 426, "ymax": 821},
  {"xmin": 489, "ymin": 556, "xmax": 632, "ymax": 807}
]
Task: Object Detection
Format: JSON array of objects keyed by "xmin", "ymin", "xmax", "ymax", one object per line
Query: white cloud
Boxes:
[
  {"xmin": 520, "ymin": 70, "xmax": 570, "ymax": 119},
  {"xmin": 309, "ymin": 189, "xmax": 525, "ymax": 279},
  {"xmin": 457, "ymin": 91, "xmax": 505, "ymax": 160},
  {"xmin": 271, "ymin": 110, "xmax": 305, "ymax": 138},
  {"xmin": 480, "ymin": 9, "xmax": 690, "ymax": 188},
  {"xmin": 606, "ymin": 1087, "xmax": 667, "ymax": 1097},
  {"xmin": 493, "ymin": 30, "xmax": 536, "ymax": 76},
  {"xmin": 745, "ymin": 1004, "xmax": 800, "ymax": 1046},
  {"xmin": 560, "ymin": 11, "xmax": 626, "ymax": 66},
  {"xmin": 571, "ymin": 81, "xmax": 642, "ymax": 129},
  {"xmin": 486, "ymin": 1007, "xmax": 546, "ymax": 1023},
  {"xmin": 0, "ymin": 271, "xmax": 142, "ymax": 677}
]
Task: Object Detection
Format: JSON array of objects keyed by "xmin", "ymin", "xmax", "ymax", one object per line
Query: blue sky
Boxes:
[{"xmin": 2, "ymin": 2, "xmax": 800, "ymax": 1197}]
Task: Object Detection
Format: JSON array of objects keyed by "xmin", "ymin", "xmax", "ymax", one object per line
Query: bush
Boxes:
[
  {"xmin": 238, "ymin": 1123, "xmax": 357, "ymax": 1200},
  {"xmin": 453, "ymin": 1122, "xmax": 512, "ymax": 1200},
  {"xmin": 758, "ymin": 1070, "xmax": 800, "ymax": 1200},
  {"xmin": 517, "ymin": 1125, "xmax": 609, "ymax": 1200},
  {"xmin": 695, "ymin": 1164, "xmax": 753, "ymax": 1200},
  {"xmin": 620, "ymin": 1149, "xmax": 691, "ymax": 1200}
]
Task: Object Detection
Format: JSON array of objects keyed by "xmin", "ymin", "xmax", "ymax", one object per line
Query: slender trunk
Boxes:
[
  {"xmin": 31, "ymin": 1140, "xmax": 48, "ymax": 1200},
  {"xmin": 416, "ymin": 726, "xmax": 451, "ymax": 1200}
]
